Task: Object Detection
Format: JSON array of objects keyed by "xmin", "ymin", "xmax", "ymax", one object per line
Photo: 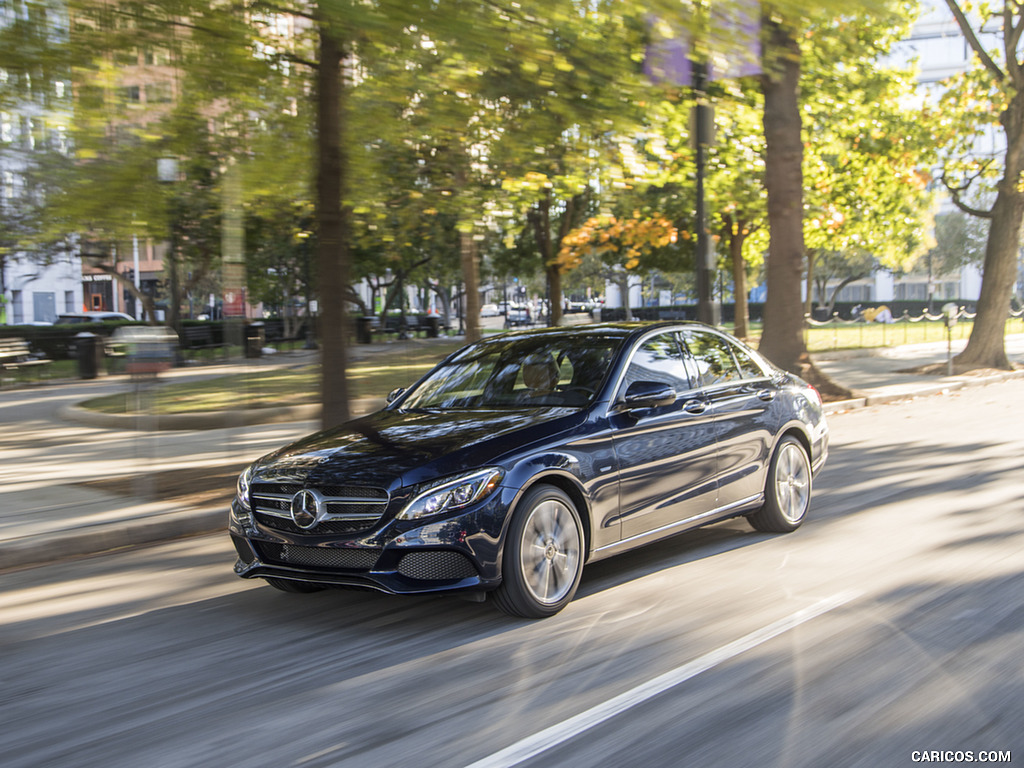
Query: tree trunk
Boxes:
[
  {"xmin": 615, "ymin": 272, "xmax": 633, "ymax": 321},
  {"xmin": 459, "ymin": 230, "xmax": 481, "ymax": 343},
  {"xmin": 729, "ymin": 228, "xmax": 750, "ymax": 340},
  {"xmin": 954, "ymin": 97, "xmax": 1024, "ymax": 370},
  {"xmin": 826, "ymin": 273, "xmax": 868, "ymax": 316},
  {"xmin": 546, "ymin": 263, "xmax": 562, "ymax": 326},
  {"xmin": 432, "ymin": 283, "xmax": 453, "ymax": 329},
  {"xmin": 317, "ymin": 24, "xmax": 352, "ymax": 429},
  {"xmin": 167, "ymin": 237, "xmax": 182, "ymax": 332},
  {"xmin": 805, "ymin": 249, "xmax": 815, "ymax": 316},
  {"xmin": 758, "ymin": 17, "xmax": 808, "ymax": 373},
  {"xmin": 530, "ymin": 195, "xmax": 560, "ymax": 327},
  {"xmin": 530, "ymin": 189, "xmax": 586, "ymax": 328}
]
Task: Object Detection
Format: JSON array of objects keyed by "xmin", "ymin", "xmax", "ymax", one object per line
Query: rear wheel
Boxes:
[
  {"xmin": 747, "ymin": 436, "xmax": 811, "ymax": 533},
  {"xmin": 493, "ymin": 485, "xmax": 584, "ymax": 619},
  {"xmin": 265, "ymin": 577, "xmax": 325, "ymax": 594}
]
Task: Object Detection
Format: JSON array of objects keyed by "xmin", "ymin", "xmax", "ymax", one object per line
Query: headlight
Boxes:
[
  {"xmin": 397, "ymin": 468, "xmax": 504, "ymax": 521},
  {"xmin": 236, "ymin": 466, "xmax": 254, "ymax": 511}
]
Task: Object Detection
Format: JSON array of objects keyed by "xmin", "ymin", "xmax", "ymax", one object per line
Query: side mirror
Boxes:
[
  {"xmin": 618, "ymin": 381, "xmax": 677, "ymax": 411},
  {"xmin": 386, "ymin": 387, "xmax": 406, "ymax": 404}
]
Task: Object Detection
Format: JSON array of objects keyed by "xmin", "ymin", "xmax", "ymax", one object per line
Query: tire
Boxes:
[
  {"xmin": 747, "ymin": 436, "xmax": 812, "ymax": 533},
  {"xmin": 265, "ymin": 577, "xmax": 325, "ymax": 594},
  {"xmin": 493, "ymin": 485, "xmax": 584, "ymax": 619}
]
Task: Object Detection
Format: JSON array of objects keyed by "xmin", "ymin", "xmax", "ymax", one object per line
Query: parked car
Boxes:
[
  {"xmin": 107, "ymin": 326, "xmax": 178, "ymax": 375},
  {"xmin": 55, "ymin": 311, "xmax": 135, "ymax": 324},
  {"xmin": 503, "ymin": 303, "xmax": 532, "ymax": 328},
  {"xmin": 480, "ymin": 303, "xmax": 501, "ymax": 317},
  {"xmin": 229, "ymin": 322, "xmax": 829, "ymax": 618}
]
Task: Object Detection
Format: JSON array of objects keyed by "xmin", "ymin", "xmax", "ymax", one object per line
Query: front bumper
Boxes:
[{"xmin": 228, "ymin": 490, "xmax": 514, "ymax": 595}]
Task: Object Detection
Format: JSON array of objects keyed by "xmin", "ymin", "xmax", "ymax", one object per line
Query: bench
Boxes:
[
  {"xmin": 179, "ymin": 325, "xmax": 228, "ymax": 360},
  {"xmin": 356, "ymin": 315, "xmax": 447, "ymax": 343},
  {"xmin": 0, "ymin": 338, "xmax": 53, "ymax": 383},
  {"xmin": 263, "ymin": 321, "xmax": 309, "ymax": 351}
]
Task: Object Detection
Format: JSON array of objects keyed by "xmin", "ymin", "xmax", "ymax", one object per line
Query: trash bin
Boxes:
[
  {"xmin": 356, "ymin": 316, "xmax": 375, "ymax": 344},
  {"xmin": 424, "ymin": 315, "xmax": 440, "ymax": 338},
  {"xmin": 76, "ymin": 332, "xmax": 104, "ymax": 379},
  {"xmin": 245, "ymin": 322, "xmax": 265, "ymax": 358}
]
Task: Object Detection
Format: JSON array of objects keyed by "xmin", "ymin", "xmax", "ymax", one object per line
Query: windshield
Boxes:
[{"xmin": 399, "ymin": 333, "xmax": 624, "ymax": 410}]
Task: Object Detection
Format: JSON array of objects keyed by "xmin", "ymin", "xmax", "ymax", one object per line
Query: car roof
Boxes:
[{"xmin": 494, "ymin": 320, "xmax": 717, "ymax": 341}]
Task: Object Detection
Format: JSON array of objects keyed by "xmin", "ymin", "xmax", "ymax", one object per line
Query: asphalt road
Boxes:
[{"xmin": 2, "ymin": 381, "xmax": 1023, "ymax": 768}]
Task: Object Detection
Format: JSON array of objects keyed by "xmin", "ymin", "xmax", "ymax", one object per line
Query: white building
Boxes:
[
  {"xmin": 1, "ymin": 3, "xmax": 81, "ymax": 325},
  {"xmin": 3, "ymin": 254, "xmax": 83, "ymax": 324}
]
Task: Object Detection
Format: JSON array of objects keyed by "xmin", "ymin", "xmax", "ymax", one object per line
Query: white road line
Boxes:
[{"xmin": 465, "ymin": 591, "xmax": 860, "ymax": 768}]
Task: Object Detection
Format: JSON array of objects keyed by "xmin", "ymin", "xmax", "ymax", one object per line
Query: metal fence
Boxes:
[{"xmin": 804, "ymin": 306, "xmax": 1024, "ymax": 351}]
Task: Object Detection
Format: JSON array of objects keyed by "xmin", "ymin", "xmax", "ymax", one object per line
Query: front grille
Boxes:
[
  {"xmin": 320, "ymin": 486, "xmax": 387, "ymax": 499},
  {"xmin": 254, "ymin": 512, "xmax": 370, "ymax": 536},
  {"xmin": 257, "ymin": 542, "xmax": 381, "ymax": 570},
  {"xmin": 250, "ymin": 482, "xmax": 389, "ymax": 536},
  {"xmin": 397, "ymin": 551, "xmax": 478, "ymax": 581},
  {"xmin": 253, "ymin": 483, "xmax": 302, "ymax": 497}
]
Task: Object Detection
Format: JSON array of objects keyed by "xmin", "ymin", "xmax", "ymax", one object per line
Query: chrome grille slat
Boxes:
[
  {"xmin": 251, "ymin": 482, "xmax": 390, "ymax": 534},
  {"xmin": 255, "ymin": 506, "xmax": 291, "ymax": 520}
]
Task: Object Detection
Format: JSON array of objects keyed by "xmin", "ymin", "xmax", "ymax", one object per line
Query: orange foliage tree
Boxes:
[{"xmin": 557, "ymin": 212, "xmax": 677, "ymax": 319}]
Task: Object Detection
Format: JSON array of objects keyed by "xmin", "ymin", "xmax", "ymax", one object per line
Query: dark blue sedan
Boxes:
[{"xmin": 229, "ymin": 322, "xmax": 828, "ymax": 617}]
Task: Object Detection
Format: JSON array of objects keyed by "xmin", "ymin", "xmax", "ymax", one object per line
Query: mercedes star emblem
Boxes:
[{"xmin": 290, "ymin": 489, "xmax": 320, "ymax": 529}]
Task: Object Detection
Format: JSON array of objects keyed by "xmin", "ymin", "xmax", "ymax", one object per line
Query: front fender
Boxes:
[{"xmin": 498, "ymin": 453, "xmax": 600, "ymax": 564}]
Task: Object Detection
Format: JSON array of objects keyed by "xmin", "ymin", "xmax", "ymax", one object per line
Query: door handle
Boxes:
[{"xmin": 683, "ymin": 399, "xmax": 707, "ymax": 414}]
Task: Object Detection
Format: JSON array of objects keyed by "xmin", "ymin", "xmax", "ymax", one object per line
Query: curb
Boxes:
[
  {"xmin": 823, "ymin": 398, "xmax": 867, "ymax": 413},
  {"xmin": 823, "ymin": 368, "xmax": 1024, "ymax": 413},
  {"xmin": 0, "ymin": 505, "xmax": 225, "ymax": 572}
]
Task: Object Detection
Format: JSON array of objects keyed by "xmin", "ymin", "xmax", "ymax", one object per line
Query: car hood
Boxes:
[{"xmin": 251, "ymin": 407, "xmax": 586, "ymax": 490}]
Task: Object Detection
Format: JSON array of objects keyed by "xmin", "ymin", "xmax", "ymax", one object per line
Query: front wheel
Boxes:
[
  {"xmin": 747, "ymin": 436, "xmax": 812, "ymax": 533},
  {"xmin": 493, "ymin": 485, "xmax": 584, "ymax": 619}
]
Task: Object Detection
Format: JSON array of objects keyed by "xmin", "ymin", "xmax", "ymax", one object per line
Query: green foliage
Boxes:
[
  {"xmin": 803, "ymin": 11, "xmax": 937, "ymax": 273},
  {"xmin": 0, "ymin": 0, "xmax": 951, "ymax": 339}
]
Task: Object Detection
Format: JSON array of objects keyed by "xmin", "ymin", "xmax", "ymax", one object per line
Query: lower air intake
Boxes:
[
  {"xmin": 397, "ymin": 551, "xmax": 478, "ymax": 581},
  {"xmin": 258, "ymin": 543, "xmax": 380, "ymax": 570}
]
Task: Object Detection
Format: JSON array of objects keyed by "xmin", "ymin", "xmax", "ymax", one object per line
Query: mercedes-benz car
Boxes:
[{"xmin": 229, "ymin": 322, "xmax": 829, "ymax": 618}]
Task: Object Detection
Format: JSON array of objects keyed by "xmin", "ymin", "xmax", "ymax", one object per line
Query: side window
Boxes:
[
  {"xmin": 682, "ymin": 331, "xmax": 742, "ymax": 387},
  {"xmin": 620, "ymin": 333, "xmax": 694, "ymax": 394},
  {"xmin": 729, "ymin": 341, "xmax": 765, "ymax": 379}
]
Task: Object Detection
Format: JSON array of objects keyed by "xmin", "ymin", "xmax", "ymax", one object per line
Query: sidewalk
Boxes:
[
  {"xmin": 815, "ymin": 333, "xmax": 1024, "ymax": 411},
  {"xmin": 2, "ymin": 333, "xmax": 1023, "ymax": 572}
]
